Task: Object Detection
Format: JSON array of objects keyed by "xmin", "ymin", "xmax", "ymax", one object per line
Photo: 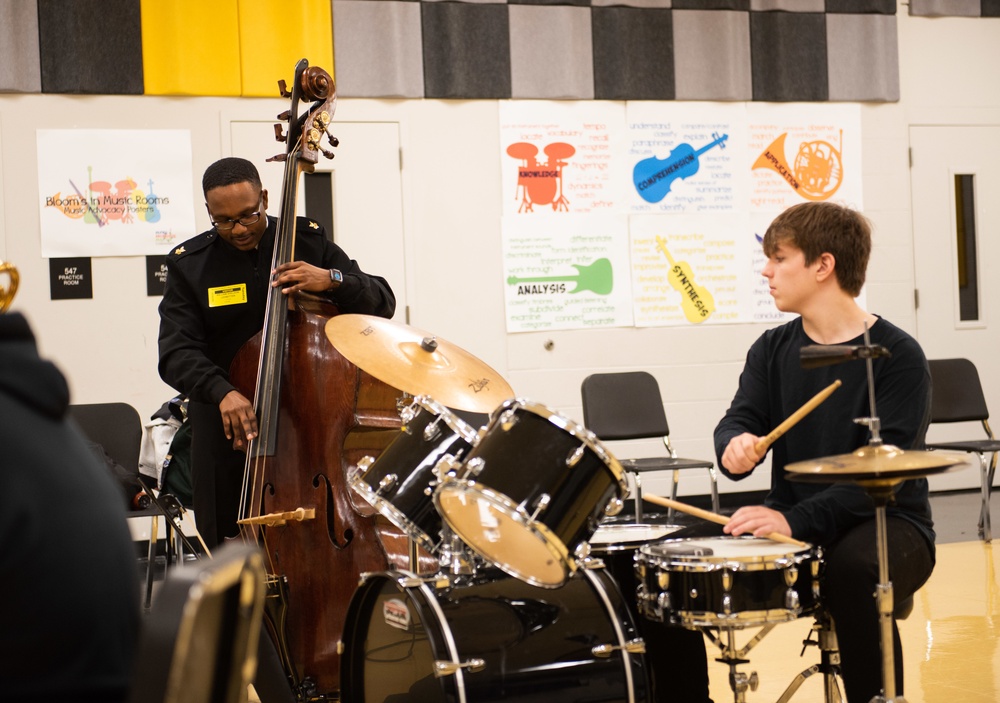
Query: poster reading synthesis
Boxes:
[
  {"xmin": 499, "ymin": 102, "xmax": 862, "ymax": 331},
  {"xmin": 37, "ymin": 129, "xmax": 197, "ymax": 257}
]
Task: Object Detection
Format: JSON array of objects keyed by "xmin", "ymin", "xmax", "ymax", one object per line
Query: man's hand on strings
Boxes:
[
  {"xmin": 220, "ymin": 390, "xmax": 258, "ymax": 451},
  {"xmin": 725, "ymin": 505, "xmax": 792, "ymax": 539},
  {"xmin": 721, "ymin": 432, "xmax": 765, "ymax": 475},
  {"xmin": 272, "ymin": 261, "xmax": 336, "ymax": 294}
]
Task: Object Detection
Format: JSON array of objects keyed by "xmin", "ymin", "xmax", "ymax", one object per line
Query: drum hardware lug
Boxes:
[
  {"xmin": 433, "ymin": 658, "xmax": 486, "ymax": 677},
  {"xmin": 528, "ymin": 493, "xmax": 551, "ymax": 520},
  {"xmin": 784, "ymin": 564, "xmax": 798, "ymax": 587},
  {"xmin": 689, "ymin": 587, "xmax": 699, "ymax": 600},
  {"xmin": 604, "ymin": 496, "xmax": 624, "ymax": 517},
  {"xmin": 566, "ymin": 444, "xmax": 586, "ymax": 468},
  {"xmin": 580, "ymin": 555, "xmax": 606, "ymax": 570},
  {"xmin": 400, "ymin": 402, "xmax": 418, "ymax": 426},
  {"xmin": 592, "ymin": 638, "xmax": 647, "ymax": 657},
  {"xmin": 376, "ymin": 474, "xmax": 398, "ymax": 495},
  {"xmin": 656, "ymin": 571, "xmax": 669, "ymax": 590},
  {"xmin": 785, "ymin": 588, "xmax": 801, "ymax": 611},
  {"xmin": 655, "ymin": 591, "xmax": 671, "ymax": 619},
  {"xmin": 423, "ymin": 418, "xmax": 443, "ymax": 442},
  {"xmin": 500, "ymin": 408, "xmax": 519, "ymax": 431},
  {"xmin": 351, "ymin": 456, "xmax": 374, "ymax": 481},
  {"xmin": 464, "ymin": 456, "xmax": 486, "ymax": 477},
  {"xmin": 721, "ymin": 570, "xmax": 733, "ymax": 593}
]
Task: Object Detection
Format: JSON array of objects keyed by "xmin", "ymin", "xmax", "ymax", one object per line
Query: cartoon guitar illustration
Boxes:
[
  {"xmin": 633, "ymin": 132, "xmax": 728, "ymax": 204},
  {"xmin": 655, "ymin": 236, "xmax": 715, "ymax": 323},
  {"xmin": 506, "ymin": 258, "xmax": 613, "ymax": 295}
]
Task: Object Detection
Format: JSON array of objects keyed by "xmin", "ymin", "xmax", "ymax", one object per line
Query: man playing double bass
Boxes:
[{"xmin": 158, "ymin": 157, "xmax": 395, "ymax": 550}]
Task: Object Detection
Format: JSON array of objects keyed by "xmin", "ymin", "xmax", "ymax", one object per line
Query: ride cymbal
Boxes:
[
  {"xmin": 325, "ymin": 314, "xmax": 514, "ymax": 413},
  {"xmin": 785, "ymin": 444, "xmax": 967, "ymax": 485}
]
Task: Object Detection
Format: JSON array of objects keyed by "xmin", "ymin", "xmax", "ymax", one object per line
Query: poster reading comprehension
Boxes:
[
  {"xmin": 499, "ymin": 101, "xmax": 628, "ymax": 216},
  {"xmin": 37, "ymin": 129, "xmax": 197, "ymax": 257},
  {"xmin": 747, "ymin": 103, "xmax": 862, "ymax": 213},
  {"xmin": 502, "ymin": 214, "xmax": 633, "ymax": 332},
  {"xmin": 626, "ymin": 102, "xmax": 747, "ymax": 215}
]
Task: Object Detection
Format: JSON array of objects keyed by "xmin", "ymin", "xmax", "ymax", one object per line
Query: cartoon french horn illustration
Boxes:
[
  {"xmin": 0, "ymin": 260, "xmax": 19, "ymax": 313},
  {"xmin": 752, "ymin": 131, "xmax": 844, "ymax": 201}
]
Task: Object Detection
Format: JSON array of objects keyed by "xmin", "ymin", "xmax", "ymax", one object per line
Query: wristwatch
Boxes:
[{"xmin": 329, "ymin": 268, "xmax": 343, "ymax": 289}]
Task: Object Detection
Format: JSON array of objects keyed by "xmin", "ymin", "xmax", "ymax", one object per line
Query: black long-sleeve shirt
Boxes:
[
  {"xmin": 157, "ymin": 216, "xmax": 395, "ymax": 404},
  {"xmin": 713, "ymin": 316, "xmax": 935, "ymax": 552}
]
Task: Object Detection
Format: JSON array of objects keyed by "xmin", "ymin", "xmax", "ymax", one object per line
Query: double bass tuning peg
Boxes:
[
  {"xmin": 277, "ymin": 79, "xmax": 292, "ymax": 99},
  {"xmin": 273, "ymin": 124, "xmax": 287, "ymax": 144}
]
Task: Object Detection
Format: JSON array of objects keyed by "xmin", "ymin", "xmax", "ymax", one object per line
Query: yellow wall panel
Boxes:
[
  {"xmin": 238, "ymin": 0, "xmax": 334, "ymax": 98},
  {"xmin": 141, "ymin": 0, "xmax": 242, "ymax": 96}
]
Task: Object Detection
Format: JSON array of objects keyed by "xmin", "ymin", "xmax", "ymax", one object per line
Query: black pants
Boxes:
[
  {"xmin": 189, "ymin": 400, "xmax": 245, "ymax": 549},
  {"xmin": 822, "ymin": 517, "xmax": 934, "ymax": 702}
]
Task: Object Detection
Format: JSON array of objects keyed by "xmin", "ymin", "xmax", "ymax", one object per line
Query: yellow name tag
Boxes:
[{"xmin": 208, "ymin": 283, "xmax": 247, "ymax": 308}]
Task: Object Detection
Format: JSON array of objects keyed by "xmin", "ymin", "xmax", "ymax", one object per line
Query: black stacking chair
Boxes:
[
  {"xmin": 925, "ymin": 358, "xmax": 1000, "ymax": 542},
  {"xmin": 128, "ymin": 542, "xmax": 266, "ymax": 703},
  {"xmin": 69, "ymin": 402, "xmax": 190, "ymax": 609},
  {"xmin": 581, "ymin": 371, "xmax": 719, "ymax": 522}
]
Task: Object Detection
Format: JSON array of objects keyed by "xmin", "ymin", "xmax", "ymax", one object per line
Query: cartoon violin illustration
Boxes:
[
  {"xmin": 655, "ymin": 236, "xmax": 715, "ymax": 323},
  {"xmin": 633, "ymin": 132, "xmax": 728, "ymax": 204},
  {"xmin": 143, "ymin": 178, "xmax": 162, "ymax": 223},
  {"xmin": 506, "ymin": 257, "xmax": 612, "ymax": 295}
]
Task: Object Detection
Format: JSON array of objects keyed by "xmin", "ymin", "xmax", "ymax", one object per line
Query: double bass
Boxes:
[{"xmin": 229, "ymin": 59, "xmax": 405, "ymax": 699}]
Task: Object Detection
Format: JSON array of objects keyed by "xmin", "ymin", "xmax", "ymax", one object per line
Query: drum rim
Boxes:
[
  {"xmin": 348, "ymin": 473, "xmax": 440, "ymax": 553},
  {"xmin": 434, "ymin": 479, "xmax": 576, "ymax": 588},
  {"xmin": 495, "ymin": 398, "xmax": 629, "ymax": 492},
  {"xmin": 411, "ymin": 394, "xmax": 481, "ymax": 445},
  {"xmin": 351, "ymin": 569, "xmax": 469, "ymax": 703},
  {"xmin": 636, "ymin": 535, "xmax": 817, "ymax": 572},
  {"xmin": 588, "ymin": 523, "xmax": 683, "ymax": 552}
]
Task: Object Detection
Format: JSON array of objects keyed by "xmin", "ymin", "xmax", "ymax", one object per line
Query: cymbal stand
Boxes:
[{"xmin": 854, "ymin": 324, "xmax": 903, "ymax": 702}]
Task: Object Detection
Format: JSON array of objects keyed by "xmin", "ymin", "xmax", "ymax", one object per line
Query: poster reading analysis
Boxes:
[{"xmin": 500, "ymin": 102, "xmax": 862, "ymax": 333}]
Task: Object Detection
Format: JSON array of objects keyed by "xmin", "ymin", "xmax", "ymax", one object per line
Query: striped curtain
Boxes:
[{"xmin": 8, "ymin": 0, "xmax": 986, "ymax": 102}]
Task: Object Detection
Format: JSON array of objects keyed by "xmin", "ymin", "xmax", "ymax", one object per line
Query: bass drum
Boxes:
[{"xmin": 340, "ymin": 566, "xmax": 650, "ymax": 703}]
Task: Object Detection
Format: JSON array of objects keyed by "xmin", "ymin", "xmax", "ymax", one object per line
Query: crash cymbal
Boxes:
[
  {"xmin": 786, "ymin": 443, "xmax": 967, "ymax": 485},
  {"xmin": 325, "ymin": 314, "xmax": 514, "ymax": 413}
]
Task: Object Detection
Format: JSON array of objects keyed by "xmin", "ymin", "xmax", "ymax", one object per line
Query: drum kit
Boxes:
[{"xmin": 326, "ymin": 315, "xmax": 965, "ymax": 703}]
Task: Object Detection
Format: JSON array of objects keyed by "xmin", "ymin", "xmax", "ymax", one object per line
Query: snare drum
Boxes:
[
  {"xmin": 434, "ymin": 399, "xmax": 628, "ymax": 588},
  {"xmin": 340, "ymin": 566, "xmax": 650, "ymax": 703},
  {"xmin": 349, "ymin": 396, "xmax": 479, "ymax": 553},
  {"xmin": 636, "ymin": 536, "xmax": 821, "ymax": 629}
]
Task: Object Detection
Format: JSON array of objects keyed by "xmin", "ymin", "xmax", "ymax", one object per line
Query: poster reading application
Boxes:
[
  {"xmin": 630, "ymin": 214, "xmax": 748, "ymax": 327},
  {"xmin": 626, "ymin": 102, "xmax": 747, "ymax": 215},
  {"xmin": 747, "ymin": 103, "xmax": 862, "ymax": 212},
  {"xmin": 37, "ymin": 129, "xmax": 197, "ymax": 257},
  {"xmin": 503, "ymin": 214, "xmax": 633, "ymax": 332},
  {"xmin": 499, "ymin": 101, "xmax": 628, "ymax": 216}
]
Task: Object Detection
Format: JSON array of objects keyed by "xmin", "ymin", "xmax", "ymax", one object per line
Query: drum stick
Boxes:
[
  {"xmin": 643, "ymin": 493, "xmax": 807, "ymax": 548},
  {"xmin": 753, "ymin": 380, "xmax": 842, "ymax": 455}
]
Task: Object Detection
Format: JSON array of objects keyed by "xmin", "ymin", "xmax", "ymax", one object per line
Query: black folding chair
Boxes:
[
  {"xmin": 925, "ymin": 358, "xmax": 1000, "ymax": 542},
  {"xmin": 581, "ymin": 371, "xmax": 719, "ymax": 522}
]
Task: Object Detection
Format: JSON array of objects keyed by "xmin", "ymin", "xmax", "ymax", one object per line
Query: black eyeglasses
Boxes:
[{"xmin": 210, "ymin": 195, "xmax": 264, "ymax": 231}]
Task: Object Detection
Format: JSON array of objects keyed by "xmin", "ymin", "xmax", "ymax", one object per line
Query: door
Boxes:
[
  {"xmin": 228, "ymin": 119, "xmax": 408, "ymax": 319},
  {"xmin": 910, "ymin": 125, "xmax": 1000, "ymax": 490}
]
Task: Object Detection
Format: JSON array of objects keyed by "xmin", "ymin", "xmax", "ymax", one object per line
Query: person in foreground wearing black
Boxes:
[
  {"xmin": 157, "ymin": 156, "xmax": 396, "ymax": 550},
  {"xmin": 157, "ymin": 157, "xmax": 395, "ymax": 702},
  {"xmin": 0, "ymin": 312, "xmax": 140, "ymax": 702},
  {"xmin": 714, "ymin": 201, "xmax": 934, "ymax": 702}
]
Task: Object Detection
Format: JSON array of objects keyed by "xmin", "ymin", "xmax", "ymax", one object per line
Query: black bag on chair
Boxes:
[
  {"xmin": 160, "ymin": 421, "xmax": 193, "ymax": 507},
  {"xmin": 87, "ymin": 440, "xmax": 149, "ymax": 512}
]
